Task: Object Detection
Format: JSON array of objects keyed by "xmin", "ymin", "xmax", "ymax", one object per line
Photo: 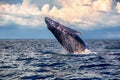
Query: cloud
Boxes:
[
  {"xmin": 117, "ymin": 2, "xmax": 120, "ymax": 13},
  {"xmin": 0, "ymin": 0, "xmax": 120, "ymax": 29},
  {"xmin": 50, "ymin": 0, "xmax": 120, "ymax": 29},
  {"xmin": 0, "ymin": 0, "xmax": 43, "ymax": 27},
  {"xmin": 93, "ymin": 0, "xmax": 116, "ymax": 12}
]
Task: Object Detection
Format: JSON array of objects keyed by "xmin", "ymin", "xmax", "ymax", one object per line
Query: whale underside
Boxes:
[{"xmin": 45, "ymin": 17, "xmax": 87, "ymax": 53}]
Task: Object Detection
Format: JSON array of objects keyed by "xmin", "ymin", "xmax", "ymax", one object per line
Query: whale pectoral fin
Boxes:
[
  {"xmin": 67, "ymin": 30, "xmax": 82, "ymax": 36},
  {"xmin": 71, "ymin": 30, "xmax": 82, "ymax": 35},
  {"xmin": 68, "ymin": 32, "xmax": 82, "ymax": 38},
  {"xmin": 64, "ymin": 27, "xmax": 82, "ymax": 35},
  {"xmin": 76, "ymin": 32, "xmax": 82, "ymax": 35}
]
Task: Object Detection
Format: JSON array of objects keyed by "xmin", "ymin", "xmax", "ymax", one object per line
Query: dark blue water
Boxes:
[{"xmin": 0, "ymin": 39, "xmax": 120, "ymax": 80}]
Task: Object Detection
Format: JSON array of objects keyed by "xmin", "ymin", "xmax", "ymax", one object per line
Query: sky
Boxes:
[{"xmin": 0, "ymin": 0, "xmax": 120, "ymax": 39}]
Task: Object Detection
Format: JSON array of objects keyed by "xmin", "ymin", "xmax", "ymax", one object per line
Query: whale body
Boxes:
[{"xmin": 45, "ymin": 17, "xmax": 87, "ymax": 53}]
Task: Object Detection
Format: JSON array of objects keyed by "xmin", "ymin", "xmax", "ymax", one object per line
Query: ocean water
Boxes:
[{"xmin": 0, "ymin": 39, "xmax": 120, "ymax": 80}]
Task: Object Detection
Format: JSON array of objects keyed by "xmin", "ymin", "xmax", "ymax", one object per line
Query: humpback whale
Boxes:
[{"xmin": 45, "ymin": 17, "xmax": 88, "ymax": 53}]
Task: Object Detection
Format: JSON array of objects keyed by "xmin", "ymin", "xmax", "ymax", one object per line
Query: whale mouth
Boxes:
[
  {"xmin": 45, "ymin": 17, "xmax": 61, "ymax": 32},
  {"xmin": 45, "ymin": 17, "xmax": 52, "ymax": 27},
  {"xmin": 45, "ymin": 17, "xmax": 57, "ymax": 28},
  {"xmin": 45, "ymin": 17, "xmax": 51, "ymax": 23}
]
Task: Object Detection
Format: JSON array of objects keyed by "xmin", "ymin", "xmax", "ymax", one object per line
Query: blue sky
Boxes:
[{"xmin": 0, "ymin": 0, "xmax": 120, "ymax": 39}]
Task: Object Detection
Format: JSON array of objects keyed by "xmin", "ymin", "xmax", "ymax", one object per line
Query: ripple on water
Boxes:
[
  {"xmin": 21, "ymin": 74, "xmax": 54, "ymax": 79},
  {"xmin": 0, "ymin": 40, "xmax": 120, "ymax": 79}
]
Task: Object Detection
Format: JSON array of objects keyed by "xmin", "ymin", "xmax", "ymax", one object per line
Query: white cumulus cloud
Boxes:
[
  {"xmin": 0, "ymin": 0, "xmax": 120, "ymax": 29},
  {"xmin": 0, "ymin": 0, "xmax": 43, "ymax": 27},
  {"xmin": 117, "ymin": 2, "xmax": 120, "ymax": 13}
]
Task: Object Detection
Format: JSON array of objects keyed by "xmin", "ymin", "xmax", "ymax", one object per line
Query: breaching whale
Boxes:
[{"xmin": 45, "ymin": 17, "xmax": 88, "ymax": 53}]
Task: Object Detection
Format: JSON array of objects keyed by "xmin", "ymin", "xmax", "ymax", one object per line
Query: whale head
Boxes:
[
  {"xmin": 45, "ymin": 17, "xmax": 81, "ymax": 35},
  {"xmin": 45, "ymin": 17, "xmax": 65, "ymax": 33}
]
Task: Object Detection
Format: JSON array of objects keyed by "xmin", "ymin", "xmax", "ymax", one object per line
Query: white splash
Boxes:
[{"xmin": 73, "ymin": 49, "xmax": 94, "ymax": 54}]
